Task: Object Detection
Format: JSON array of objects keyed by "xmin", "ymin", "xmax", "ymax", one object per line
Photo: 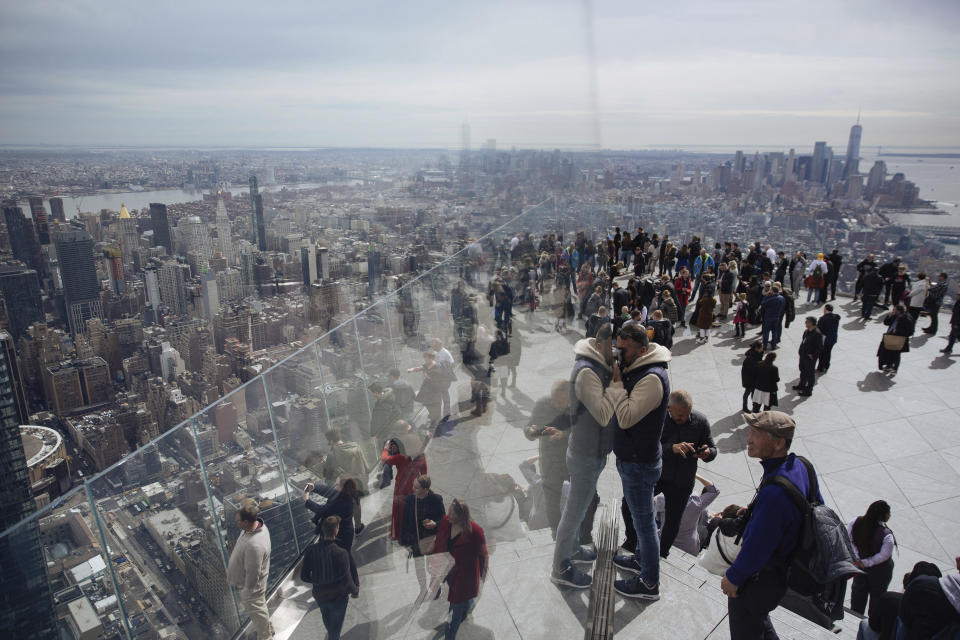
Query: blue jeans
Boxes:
[
  {"xmin": 617, "ymin": 458, "xmax": 662, "ymax": 586},
  {"xmin": 446, "ymin": 599, "xmax": 474, "ymax": 639},
  {"xmin": 620, "ymin": 250, "xmax": 632, "ymax": 267},
  {"xmin": 315, "ymin": 593, "xmax": 348, "ymax": 640},
  {"xmin": 553, "ymin": 449, "xmax": 606, "ymax": 569}
]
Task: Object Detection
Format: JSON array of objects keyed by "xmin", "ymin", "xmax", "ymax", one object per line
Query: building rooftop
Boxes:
[{"xmin": 20, "ymin": 425, "xmax": 63, "ymax": 468}]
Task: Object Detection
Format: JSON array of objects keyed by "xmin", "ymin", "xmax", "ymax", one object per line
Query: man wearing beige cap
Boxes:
[{"xmin": 720, "ymin": 411, "xmax": 822, "ymax": 639}]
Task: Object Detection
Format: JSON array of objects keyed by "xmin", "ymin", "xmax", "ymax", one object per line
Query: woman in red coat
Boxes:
[
  {"xmin": 433, "ymin": 499, "xmax": 488, "ymax": 639},
  {"xmin": 381, "ymin": 435, "xmax": 428, "ymax": 540}
]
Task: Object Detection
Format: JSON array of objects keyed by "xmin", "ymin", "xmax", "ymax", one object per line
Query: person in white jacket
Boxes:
[
  {"xmin": 227, "ymin": 500, "xmax": 274, "ymax": 639},
  {"xmin": 905, "ymin": 271, "xmax": 930, "ymax": 322}
]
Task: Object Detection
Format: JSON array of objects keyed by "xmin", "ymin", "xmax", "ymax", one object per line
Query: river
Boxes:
[{"xmin": 18, "ymin": 181, "xmax": 363, "ymax": 218}]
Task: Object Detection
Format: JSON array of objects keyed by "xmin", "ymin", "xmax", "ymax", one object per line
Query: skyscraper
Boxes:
[
  {"xmin": 844, "ymin": 116, "xmax": 862, "ymax": 178},
  {"xmin": 248, "ymin": 175, "xmax": 259, "ymax": 244},
  {"xmin": 0, "ymin": 330, "xmax": 57, "ymax": 639},
  {"xmin": 811, "ymin": 141, "xmax": 827, "ymax": 183},
  {"xmin": 48, "ymin": 197, "xmax": 66, "ymax": 222},
  {"xmin": 215, "ymin": 191, "xmax": 233, "ymax": 264},
  {"xmin": 53, "ymin": 229, "xmax": 103, "ymax": 336},
  {"xmin": 3, "ymin": 205, "xmax": 44, "ymax": 274},
  {"xmin": 158, "ymin": 261, "xmax": 188, "ymax": 316},
  {"xmin": 254, "ymin": 194, "xmax": 266, "ymax": 251},
  {"xmin": 28, "ymin": 196, "xmax": 50, "ymax": 245},
  {"xmin": 150, "ymin": 202, "xmax": 172, "ymax": 252},
  {"xmin": 178, "ymin": 215, "xmax": 212, "ymax": 272},
  {"xmin": 0, "ymin": 265, "xmax": 44, "ymax": 339},
  {"xmin": 116, "ymin": 202, "xmax": 139, "ymax": 268}
]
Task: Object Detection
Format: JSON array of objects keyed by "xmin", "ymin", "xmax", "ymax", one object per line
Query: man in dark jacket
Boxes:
[
  {"xmin": 923, "ymin": 273, "xmax": 948, "ymax": 334},
  {"xmin": 878, "ymin": 258, "xmax": 901, "ymax": 307},
  {"xmin": 827, "ymin": 250, "xmax": 843, "ymax": 300},
  {"xmin": 717, "ymin": 261, "xmax": 735, "ymax": 319},
  {"xmin": 608, "ymin": 323, "xmax": 672, "ymax": 600},
  {"xmin": 760, "ymin": 289, "xmax": 786, "ymax": 350},
  {"xmin": 816, "ymin": 304, "xmax": 841, "ymax": 373},
  {"xmin": 655, "ymin": 390, "xmax": 716, "ymax": 558},
  {"xmin": 794, "ymin": 316, "xmax": 823, "ymax": 396},
  {"xmin": 861, "ymin": 268, "xmax": 884, "ymax": 319},
  {"xmin": 721, "ymin": 412, "xmax": 821, "ymax": 639},
  {"xmin": 854, "ymin": 254, "xmax": 877, "ymax": 301},
  {"xmin": 301, "ymin": 515, "xmax": 359, "ymax": 640},
  {"xmin": 943, "ymin": 285, "xmax": 960, "ymax": 354},
  {"xmin": 774, "ymin": 252, "xmax": 789, "ymax": 285}
]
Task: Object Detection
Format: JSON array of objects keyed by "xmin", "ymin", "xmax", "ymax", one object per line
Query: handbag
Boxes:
[
  {"xmin": 698, "ymin": 529, "xmax": 742, "ymax": 576},
  {"xmin": 415, "ymin": 496, "xmax": 436, "ymax": 555},
  {"xmin": 882, "ymin": 334, "xmax": 907, "ymax": 351}
]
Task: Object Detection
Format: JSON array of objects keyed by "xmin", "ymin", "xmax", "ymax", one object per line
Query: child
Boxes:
[{"xmin": 733, "ymin": 292, "xmax": 748, "ymax": 338}]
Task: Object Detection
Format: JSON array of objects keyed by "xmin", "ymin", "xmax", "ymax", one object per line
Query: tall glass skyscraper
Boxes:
[
  {"xmin": 844, "ymin": 118, "xmax": 862, "ymax": 178},
  {"xmin": 0, "ymin": 331, "xmax": 57, "ymax": 639}
]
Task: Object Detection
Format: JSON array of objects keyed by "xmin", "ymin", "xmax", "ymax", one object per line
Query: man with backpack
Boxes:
[{"xmin": 720, "ymin": 411, "xmax": 822, "ymax": 639}]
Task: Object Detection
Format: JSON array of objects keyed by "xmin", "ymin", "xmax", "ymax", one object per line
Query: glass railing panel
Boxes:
[
  {"xmin": 0, "ymin": 491, "xmax": 95, "ymax": 639},
  {"xmin": 86, "ymin": 420, "xmax": 241, "ymax": 639},
  {"xmin": 256, "ymin": 346, "xmax": 327, "ymax": 557}
]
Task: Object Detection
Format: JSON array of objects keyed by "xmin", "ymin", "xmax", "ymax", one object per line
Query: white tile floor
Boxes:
[{"xmin": 269, "ymin": 294, "xmax": 960, "ymax": 639}]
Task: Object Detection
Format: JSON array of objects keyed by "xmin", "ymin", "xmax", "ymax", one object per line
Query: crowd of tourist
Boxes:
[{"xmin": 232, "ymin": 225, "xmax": 960, "ymax": 640}]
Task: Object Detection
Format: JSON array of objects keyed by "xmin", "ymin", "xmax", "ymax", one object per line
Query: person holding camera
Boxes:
[{"xmin": 654, "ymin": 390, "xmax": 716, "ymax": 558}]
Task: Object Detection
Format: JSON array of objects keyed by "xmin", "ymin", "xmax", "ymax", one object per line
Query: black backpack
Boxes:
[{"xmin": 741, "ymin": 456, "xmax": 863, "ymax": 596}]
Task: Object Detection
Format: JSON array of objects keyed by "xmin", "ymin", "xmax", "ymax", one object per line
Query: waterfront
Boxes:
[{"xmin": 17, "ymin": 181, "xmax": 358, "ymax": 218}]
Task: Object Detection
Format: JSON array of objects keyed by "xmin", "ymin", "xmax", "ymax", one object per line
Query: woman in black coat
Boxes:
[
  {"xmin": 877, "ymin": 304, "xmax": 914, "ymax": 372},
  {"xmin": 751, "ymin": 352, "xmax": 780, "ymax": 412},
  {"xmin": 746, "ymin": 276, "xmax": 763, "ymax": 325},
  {"xmin": 304, "ymin": 476, "xmax": 359, "ymax": 551},
  {"xmin": 400, "ymin": 474, "xmax": 446, "ymax": 557},
  {"xmin": 740, "ymin": 341, "xmax": 764, "ymax": 412}
]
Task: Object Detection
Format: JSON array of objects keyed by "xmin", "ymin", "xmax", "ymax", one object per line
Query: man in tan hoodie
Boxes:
[{"xmin": 227, "ymin": 500, "xmax": 274, "ymax": 639}]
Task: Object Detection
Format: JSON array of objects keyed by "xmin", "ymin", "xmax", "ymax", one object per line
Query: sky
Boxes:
[{"xmin": 1, "ymin": 0, "xmax": 959, "ymax": 151}]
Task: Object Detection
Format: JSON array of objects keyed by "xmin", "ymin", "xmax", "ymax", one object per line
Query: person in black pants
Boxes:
[
  {"xmin": 794, "ymin": 317, "xmax": 822, "ymax": 396},
  {"xmin": 827, "ymin": 249, "xmax": 843, "ymax": 300},
  {"xmin": 740, "ymin": 341, "xmax": 763, "ymax": 412},
  {"xmin": 854, "ymin": 254, "xmax": 877, "ymax": 300},
  {"xmin": 816, "ymin": 304, "xmax": 840, "ymax": 373},
  {"xmin": 849, "ymin": 501, "xmax": 896, "ymax": 620},
  {"xmin": 924, "ymin": 272, "xmax": 948, "ymax": 335},
  {"xmin": 878, "ymin": 258, "xmax": 900, "ymax": 307},
  {"xmin": 654, "ymin": 390, "xmax": 716, "ymax": 558},
  {"xmin": 300, "ymin": 515, "xmax": 360, "ymax": 640}
]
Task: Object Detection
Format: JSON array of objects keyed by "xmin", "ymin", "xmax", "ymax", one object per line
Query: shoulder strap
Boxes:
[
  {"xmin": 716, "ymin": 531, "xmax": 735, "ymax": 565},
  {"xmin": 794, "ymin": 455, "xmax": 819, "ymax": 504}
]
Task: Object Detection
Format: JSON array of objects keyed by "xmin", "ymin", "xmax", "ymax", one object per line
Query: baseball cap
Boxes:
[{"xmin": 743, "ymin": 411, "xmax": 796, "ymax": 439}]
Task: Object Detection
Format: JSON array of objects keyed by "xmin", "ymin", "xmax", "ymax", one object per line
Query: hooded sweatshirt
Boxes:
[
  {"xmin": 605, "ymin": 343, "xmax": 672, "ymax": 463},
  {"xmin": 227, "ymin": 520, "xmax": 271, "ymax": 593},
  {"xmin": 567, "ymin": 338, "xmax": 618, "ymax": 458}
]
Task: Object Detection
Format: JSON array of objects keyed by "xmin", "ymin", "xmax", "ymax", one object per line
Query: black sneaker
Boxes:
[
  {"xmin": 614, "ymin": 576, "xmax": 660, "ymax": 600},
  {"xmin": 551, "ymin": 561, "xmax": 592, "ymax": 588},
  {"xmin": 355, "ymin": 523, "xmax": 365, "ymax": 536},
  {"xmin": 571, "ymin": 545, "xmax": 597, "ymax": 564},
  {"xmin": 612, "ymin": 553, "xmax": 643, "ymax": 575}
]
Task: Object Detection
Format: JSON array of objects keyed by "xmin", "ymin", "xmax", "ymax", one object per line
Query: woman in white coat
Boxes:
[{"xmin": 905, "ymin": 271, "xmax": 929, "ymax": 322}]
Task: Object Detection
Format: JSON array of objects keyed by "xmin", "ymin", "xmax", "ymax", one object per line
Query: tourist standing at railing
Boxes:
[
  {"xmin": 227, "ymin": 500, "xmax": 274, "ymax": 640},
  {"xmin": 430, "ymin": 338, "xmax": 455, "ymax": 421},
  {"xmin": 878, "ymin": 305, "xmax": 914, "ymax": 374},
  {"xmin": 878, "ymin": 258, "xmax": 901, "ymax": 308},
  {"xmin": 805, "ymin": 253, "xmax": 829, "ymax": 304},
  {"xmin": 381, "ymin": 435, "xmax": 428, "ymax": 541},
  {"xmin": 304, "ymin": 477, "xmax": 358, "ymax": 551},
  {"xmin": 861, "ymin": 267, "xmax": 884, "ymax": 320},
  {"xmin": 905, "ymin": 272, "xmax": 929, "ymax": 323},
  {"xmin": 323, "ymin": 429, "xmax": 369, "ymax": 534},
  {"xmin": 789, "ymin": 252, "xmax": 806, "ymax": 299},
  {"xmin": 301, "ymin": 515, "xmax": 359, "ymax": 640},
  {"xmin": 891, "ymin": 264, "xmax": 911, "ymax": 308},
  {"xmin": 434, "ymin": 499, "xmax": 488, "ymax": 640},
  {"xmin": 409, "ymin": 351, "xmax": 445, "ymax": 430},
  {"xmin": 923, "ymin": 273, "xmax": 949, "ymax": 335},
  {"xmin": 550, "ymin": 323, "xmax": 617, "ymax": 589},
  {"xmin": 854, "ymin": 254, "xmax": 878, "ymax": 301},
  {"xmin": 942, "ymin": 285, "xmax": 960, "ymax": 355},
  {"xmin": 827, "ymin": 249, "xmax": 843, "ymax": 301}
]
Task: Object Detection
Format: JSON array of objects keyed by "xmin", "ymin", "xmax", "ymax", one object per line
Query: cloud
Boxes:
[{"xmin": 0, "ymin": 0, "xmax": 958, "ymax": 147}]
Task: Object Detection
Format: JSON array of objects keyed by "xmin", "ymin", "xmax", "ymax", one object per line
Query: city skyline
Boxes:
[{"xmin": 1, "ymin": 1, "xmax": 958, "ymax": 148}]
